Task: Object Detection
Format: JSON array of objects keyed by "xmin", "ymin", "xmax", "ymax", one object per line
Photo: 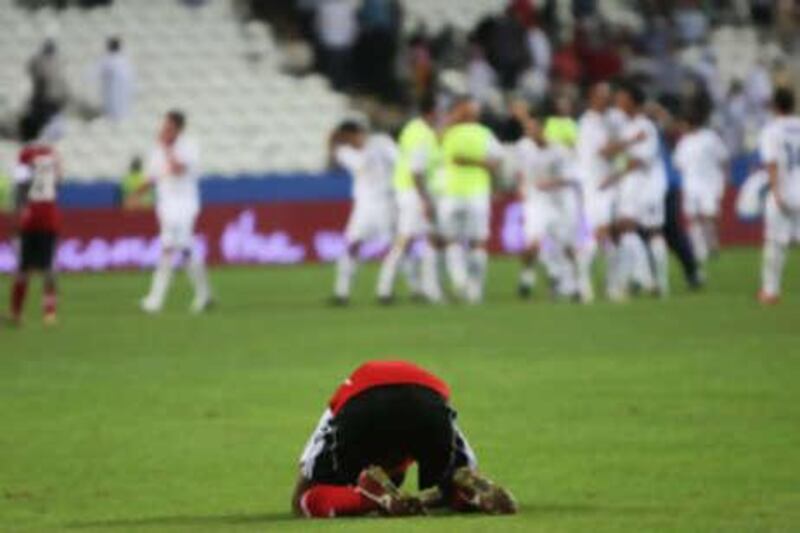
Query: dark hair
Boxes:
[
  {"xmin": 773, "ymin": 87, "xmax": 795, "ymax": 114},
  {"xmin": 107, "ymin": 36, "xmax": 121, "ymax": 52},
  {"xmin": 336, "ymin": 120, "xmax": 365, "ymax": 136},
  {"xmin": 18, "ymin": 114, "xmax": 44, "ymax": 143},
  {"xmin": 617, "ymin": 79, "xmax": 646, "ymax": 106},
  {"xmin": 419, "ymin": 92, "xmax": 437, "ymax": 115},
  {"xmin": 166, "ymin": 110, "xmax": 186, "ymax": 131}
]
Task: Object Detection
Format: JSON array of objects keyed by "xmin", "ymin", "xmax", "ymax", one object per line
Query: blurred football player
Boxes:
[
  {"xmin": 329, "ymin": 120, "xmax": 397, "ymax": 305},
  {"xmin": 439, "ymin": 96, "xmax": 503, "ymax": 303},
  {"xmin": 129, "ymin": 110, "xmax": 213, "ymax": 314},
  {"xmin": 293, "ymin": 360, "xmax": 516, "ymax": 518},
  {"xmin": 603, "ymin": 82, "xmax": 670, "ymax": 298},
  {"xmin": 512, "ymin": 104, "xmax": 591, "ymax": 302},
  {"xmin": 758, "ymin": 88, "xmax": 800, "ymax": 305},
  {"xmin": 376, "ymin": 94, "xmax": 443, "ymax": 304},
  {"xmin": 673, "ymin": 104, "xmax": 729, "ymax": 267},
  {"xmin": 7, "ymin": 117, "xmax": 62, "ymax": 326}
]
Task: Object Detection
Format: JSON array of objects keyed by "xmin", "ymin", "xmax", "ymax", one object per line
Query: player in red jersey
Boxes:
[
  {"xmin": 7, "ymin": 118, "xmax": 63, "ymax": 326},
  {"xmin": 292, "ymin": 360, "xmax": 517, "ymax": 518}
]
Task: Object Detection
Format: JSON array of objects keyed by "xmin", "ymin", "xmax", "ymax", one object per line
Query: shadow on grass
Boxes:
[
  {"xmin": 65, "ymin": 504, "xmax": 613, "ymax": 529},
  {"xmin": 65, "ymin": 512, "xmax": 294, "ymax": 529}
]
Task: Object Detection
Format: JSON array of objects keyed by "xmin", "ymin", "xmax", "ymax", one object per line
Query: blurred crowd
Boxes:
[{"xmin": 284, "ymin": 0, "xmax": 800, "ymax": 157}]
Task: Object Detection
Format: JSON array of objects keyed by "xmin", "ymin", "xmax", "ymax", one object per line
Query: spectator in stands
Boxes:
[
  {"xmin": 97, "ymin": 37, "xmax": 135, "ymax": 121},
  {"xmin": 356, "ymin": 0, "xmax": 402, "ymax": 100},
  {"xmin": 673, "ymin": 0, "xmax": 709, "ymax": 45},
  {"xmin": 744, "ymin": 57, "xmax": 773, "ymax": 127},
  {"xmin": 526, "ymin": 18, "xmax": 551, "ymax": 82},
  {"xmin": 315, "ymin": 0, "xmax": 359, "ymax": 91},
  {"xmin": 473, "ymin": 11, "xmax": 530, "ymax": 91},
  {"xmin": 25, "ymin": 39, "xmax": 68, "ymax": 139},
  {"xmin": 721, "ymin": 80, "xmax": 749, "ymax": 155},
  {"xmin": 466, "ymin": 44, "xmax": 498, "ymax": 108}
]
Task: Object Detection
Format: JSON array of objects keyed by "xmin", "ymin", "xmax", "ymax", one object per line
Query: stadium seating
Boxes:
[{"xmin": 0, "ymin": 0, "xmax": 350, "ymax": 180}]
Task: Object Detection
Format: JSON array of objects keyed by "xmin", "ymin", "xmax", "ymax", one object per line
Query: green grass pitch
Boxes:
[{"xmin": 2, "ymin": 248, "xmax": 799, "ymax": 532}]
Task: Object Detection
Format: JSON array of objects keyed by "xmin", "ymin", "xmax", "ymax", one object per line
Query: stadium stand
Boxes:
[{"xmin": 0, "ymin": 0, "xmax": 351, "ymax": 179}]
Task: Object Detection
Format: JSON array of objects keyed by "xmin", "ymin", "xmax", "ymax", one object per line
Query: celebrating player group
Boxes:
[{"xmin": 327, "ymin": 82, "xmax": 800, "ymax": 307}]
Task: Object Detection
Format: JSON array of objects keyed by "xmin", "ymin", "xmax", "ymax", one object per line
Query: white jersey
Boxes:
[
  {"xmin": 674, "ymin": 128, "xmax": 728, "ymax": 198},
  {"xmin": 759, "ymin": 115, "xmax": 800, "ymax": 210},
  {"xmin": 620, "ymin": 114, "xmax": 667, "ymax": 197},
  {"xmin": 147, "ymin": 135, "xmax": 201, "ymax": 216},
  {"xmin": 335, "ymin": 134, "xmax": 397, "ymax": 208},
  {"xmin": 576, "ymin": 109, "xmax": 612, "ymax": 189},
  {"xmin": 516, "ymin": 137, "xmax": 575, "ymax": 205}
]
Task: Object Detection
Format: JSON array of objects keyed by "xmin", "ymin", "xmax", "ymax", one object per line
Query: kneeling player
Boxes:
[
  {"xmin": 8, "ymin": 119, "xmax": 62, "ymax": 326},
  {"xmin": 293, "ymin": 360, "xmax": 517, "ymax": 518}
]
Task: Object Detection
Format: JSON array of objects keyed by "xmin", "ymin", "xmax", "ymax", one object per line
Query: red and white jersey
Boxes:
[
  {"xmin": 328, "ymin": 360, "xmax": 450, "ymax": 415},
  {"xmin": 15, "ymin": 144, "xmax": 60, "ymax": 202},
  {"xmin": 15, "ymin": 144, "xmax": 61, "ymax": 232}
]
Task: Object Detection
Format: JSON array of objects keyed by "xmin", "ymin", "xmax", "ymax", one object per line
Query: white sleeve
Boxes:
[
  {"xmin": 145, "ymin": 148, "xmax": 161, "ymax": 183},
  {"xmin": 299, "ymin": 408, "xmax": 334, "ymax": 477},
  {"xmin": 334, "ymin": 145, "xmax": 364, "ymax": 172},
  {"xmin": 759, "ymin": 126, "xmax": 779, "ymax": 164},
  {"xmin": 175, "ymin": 139, "xmax": 200, "ymax": 174},
  {"xmin": 485, "ymin": 134, "xmax": 504, "ymax": 162},
  {"xmin": 714, "ymin": 134, "xmax": 729, "ymax": 163},
  {"xmin": 12, "ymin": 163, "xmax": 31, "ymax": 184},
  {"xmin": 409, "ymin": 146, "xmax": 429, "ymax": 175}
]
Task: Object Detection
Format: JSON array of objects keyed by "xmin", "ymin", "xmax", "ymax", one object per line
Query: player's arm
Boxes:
[
  {"xmin": 600, "ymin": 131, "xmax": 646, "ymax": 159},
  {"xmin": 164, "ymin": 145, "xmax": 187, "ymax": 176}
]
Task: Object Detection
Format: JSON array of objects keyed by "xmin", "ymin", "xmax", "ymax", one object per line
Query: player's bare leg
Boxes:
[
  {"xmin": 420, "ymin": 236, "xmax": 445, "ymax": 303},
  {"xmin": 42, "ymin": 269, "xmax": 58, "ymax": 326},
  {"xmin": 759, "ymin": 238, "xmax": 786, "ymax": 305},
  {"xmin": 332, "ymin": 241, "xmax": 360, "ymax": 305},
  {"xmin": 142, "ymin": 247, "xmax": 176, "ymax": 313},
  {"xmin": 567, "ymin": 246, "xmax": 593, "ymax": 303},
  {"xmin": 465, "ymin": 241, "xmax": 488, "ymax": 304}
]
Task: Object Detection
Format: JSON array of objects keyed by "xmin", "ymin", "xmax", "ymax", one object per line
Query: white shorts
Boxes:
[
  {"xmin": 683, "ymin": 187, "xmax": 720, "ymax": 219},
  {"xmin": 157, "ymin": 208, "xmax": 198, "ymax": 250},
  {"xmin": 345, "ymin": 202, "xmax": 393, "ymax": 243},
  {"xmin": 438, "ymin": 195, "xmax": 490, "ymax": 242},
  {"xmin": 583, "ymin": 184, "xmax": 617, "ymax": 231},
  {"xmin": 396, "ymin": 190, "xmax": 430, "ymax": 238},
  {"xmin": 523, "ymin": 194, "xmax": 580, "ymax": 246},
  {"xmin": 617, "ymin": 177, "xmax": 666, "ymax": 229},
  {"xmin": 764, "ymin": 193, "xmax": 800, "ymax": 245}
]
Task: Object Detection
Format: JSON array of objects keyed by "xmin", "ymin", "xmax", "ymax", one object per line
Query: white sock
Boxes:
[
  {"xmin": 519, "ymin": 263, "xmax": 536, "ymax": 289},
  {"xmin": 187, "ymin": 247, "xmax": 211, "ymax": 307},
  {"xmin": 445, "ymin": 243, "xmax": 468, "ymax": 296},
  {"xmin": 401, "ymin": 254, "xmax": 421, "ymax": 295},
  {"xmin": 632, "ymin": 235, "xmax": 655, "ymax": 291},
  {"xmin": 576, "ymin": 245, "xmax": 594, "ymax": 302},
  {"xmin": 466, "ymin": 247, "xmax": 488, "ymax": 303},
  {"xmin": 334, "ymin": 252, "xmax": 358, "ymax": 299},
  {"xmin": 420, "ymin": 241, "xmax": 443, "ymax": 302},
  {"xmin": 618, "ymin": 232, "xmax": 640, "ymax": 292},
  {"xmin": 376, "ymin": 243, "xmax": 405, "ymax": 298},
  {"xmin": 648, "ymin": 235, "xmax": 669, "ymax": 296},
  {"xmin": 145, "ymin": 252, "xmax": 174, "ymax": 310},
  {"xmin": 604, "ymin": 241, "xmax": 621, "ymax": 295},
  {"xmin": 689, "ymin": 222, "xmax": 708, "ymax": 264},
  {"xmin": 761, "ymin": 240, "xmax": 787, "ymax": 297}
]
